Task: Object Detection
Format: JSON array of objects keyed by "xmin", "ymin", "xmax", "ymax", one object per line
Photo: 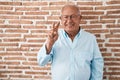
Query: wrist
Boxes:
[{"xmin": 45, "ymin": 43, "xmax": 52, "ymax": 54}]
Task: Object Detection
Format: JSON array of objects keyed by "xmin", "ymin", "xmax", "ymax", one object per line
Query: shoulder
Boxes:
[
  {"xmin": 81, "ymin": 29, "xmax": 96, "ymax": 39},
  {"xmin": 58, "ymin": 29, "xmax": 65, "ymax": 36}
]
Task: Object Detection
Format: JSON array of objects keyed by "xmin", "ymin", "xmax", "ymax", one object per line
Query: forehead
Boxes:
[{"xmin": 61, "ymin": 5, "xmax": 79, "ymax": 15}]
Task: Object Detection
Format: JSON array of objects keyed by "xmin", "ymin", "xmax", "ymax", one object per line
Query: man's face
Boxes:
[{"xmin": 60, "ymin": 7, "xmax": 81, "ymax": 33}]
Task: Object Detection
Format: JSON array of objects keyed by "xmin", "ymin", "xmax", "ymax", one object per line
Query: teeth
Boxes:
[
  {"xmin": 65, "ymin": 23, "xmax": 74, "ymax": 27},
  {"xmin": 68, "ymin": 24, "xmax": 73, "ymax": 26}
]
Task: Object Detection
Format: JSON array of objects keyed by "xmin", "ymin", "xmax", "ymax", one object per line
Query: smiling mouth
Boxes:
[{"xmin": 66, "ymin": 23, "xmax": 74, "ymax": 27}]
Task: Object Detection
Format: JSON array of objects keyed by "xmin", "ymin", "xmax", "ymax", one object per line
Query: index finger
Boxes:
[{"xmin": 53, "ymin": 22, "xmax": 60, "ymax": 32}]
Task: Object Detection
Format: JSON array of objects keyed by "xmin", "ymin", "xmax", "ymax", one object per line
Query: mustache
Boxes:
[{"xmin": 64, "ymin": 21, "xmax": 74, "ymax": 26}]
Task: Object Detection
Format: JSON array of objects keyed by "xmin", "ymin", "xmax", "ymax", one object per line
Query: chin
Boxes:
[{"xmin": 65, "ymin": 29, "xmax": 74, "ymax": 32}]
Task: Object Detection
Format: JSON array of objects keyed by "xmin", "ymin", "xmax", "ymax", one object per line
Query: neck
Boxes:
[{"xmin": 66, "ymin": 27, "xmax": 80, "ymax": 41}]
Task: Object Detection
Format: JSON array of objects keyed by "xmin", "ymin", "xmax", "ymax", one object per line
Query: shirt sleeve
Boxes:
[
  {"xmin": 37, "ymin": 43, "xmax": 53, "ymax": 66},
  {"xmin": 90, "ymin": 36, "xmax": 104, "ymax": 80}
]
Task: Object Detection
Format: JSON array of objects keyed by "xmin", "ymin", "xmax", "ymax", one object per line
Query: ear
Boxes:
[
  {"xmin": 79, "ymin": 15, "xmax": 82, "ymax": 20},
  {"xmin": 80, "ymin": 15, "xmax": 82, "ymax": 19}
]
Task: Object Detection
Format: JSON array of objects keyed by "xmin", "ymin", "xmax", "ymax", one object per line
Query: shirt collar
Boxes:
[{"xmin": 63, "ymin": 27, "xmax": 82, "ymax": 38}]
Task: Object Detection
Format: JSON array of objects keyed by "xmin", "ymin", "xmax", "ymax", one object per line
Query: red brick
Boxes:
[
  {"xmin": 51, "ymin": 11, "xmax": 60, "ymax": 15},
  {"xmin": 28, "ymin": 58, "xmax": 37, "ymax": 61},
  {"xmin": 0, "ymin": 2, "xmax": 22, "ymax": 6},
  {"xmin": 0, "ymin": 43, "xmax": 18, "ymax": 47},
  {"xmin": 107, "ymin": 24, "xmax": 120, "ymax": 28},
  {"xmin": 81, "ymin": 11, "xmax": 104, "ymax": 15},
  {"xmin": 25, "ymin": 11, "xmax": 49, "ymax": 15},
  {"xmin": 21, "ymin": 16, "xmax": 44, "ymax": 20},
  {"xmin": 25, "ymin": 71, "xmax": 47, "ymax": 75},
  {"xmin": 107, "ymin": 10, "xmax": 120, "ymax": 15},
  {"xmin": 0, "ymin": 29, "xmax": 3, "ymax": 33},
  {"xmin": 47, "ymin": 16, "xmax": 59, "ymax": 20},
  {"xmin": 8, "ymin": 66, "xmax": 30, "ymax": 70},
  {"xmin": 0, "ymin": 48, "xmax": 4, "ymax": 51},
  {"xmin": 6, "ymin": 47, "xmax": 29, "ymax": 51},
  {"xmin": 104, "ymin": 58, "xmax": 120, "ymax": 61},
  {"xmin": 77, "ymin": 2, "xmax": 102, "ymax": 5},
  {"xmin": 24, "ymin": 53, "xmax": 37, "ymax": 57},
  {"xmin": 34, "ymin": 75, "xmax": 51, "ymax": 79},
  {"xmin": 28, "ymin": 39, "xmax": 46, "ymax": 43},
  {"xmin": 49, "ymin": 2, "xmax": 66, "ymax": 5},
  {"xmin": 22, "ymin": 2, "xmax": 48, "ymax": 6},
  {"xmin": 82, "ymin": 16, "xmax": 98, "ymax": 20},
  {"xmin": 0, "ymin": 6, "xmax": 13, "ymax": 10},
  {"xmin": 0, "ymin": 75, "xmax": 7, "ymax": 79},
  {"xmin": 109, "ymin": 77, "xmax": 120, "ymax": 80},
  {"xmin": 107, "ymin": 1, "xmax": 120, "ymax": 5},
  {"xmin": 100, "ymin": 48, "xmax": 107, "ymax": 52},
  {"xmin": 0, "ymin": 11, "xmax": 23, "ymax": 15},
  {"xmin": 0, "ymin": 20, "xmax": 4, "ymax": 24},
  {"xmin": 3, "ymin": 38, "xmax": 26, "ymax": 42},
  {"xmin": 10, "ymin": 75, "xmax": 32, "ymax": 79},
  {"xmin": 32, "ymin": 66, "xmax": 50, "ymax": 71},
  {"xmin": 23, "ymin": 26, "xmax": 47, "ymax": 29},
  {"xmin": 95, "ymin": 6, "xmax": 120, "ymax": 10},
  {"xmin": 79, "ymin": 7, "xmax": 93, "ymax": 10},
  {"xmin": 24, "ymin": 34, "xmax": 47, "ymax": 39},
  {"xmin": 36, "ymin": 21, "xmax": 53, "ymax": 25},
  {"xmin": 31, "ymin": 29, "xmax": 48, "ymax": 33},
  {"xmin": 0, "ymin": 25, "xmax": 21, "ymax": 28},
  {"xmin": 112, "ymin": 49, "xmax": 120, "ymax": 53},
  {"xmin": 0, "ymin": 61, "xmax": 20, "ymax": 65},
  {"xmin": 105, "ymin": 34, "xmax": 120, "ymax": 38},
  {"xmin": 21, "ymin": 44, "xmax": 42, "ymax": 48},
  {"xmin": 0, "ymin": 34, "xmax": 21, "ymax": 37},
  {"xmin": 41, "ymin": 6, "xmax": 61, "ymax": 10},
  {"xmin": 86, "ymin": 29, "xmax": 109, "ymax": 34},
  {"xmin": 5, "ymin": 29, "xmax": 28, "ymax": 33},
  {"xmin": 80, "ymin": 20, "xmax": 87, "ymax": 24},
  {"xmin": 102, "ymin": 53, "xmax": 112, "ymax": 57},
  {"xmin": 114, "ymin": 53, "xmax": 120, "ymax": 57},
  {"xmin": 0, "ymin": 15, "xmax": 19, "ymax": 19},
  {"xmin": 22, "ymin": 62, "xmax": 38, "ymax": 65},
  {"xmin": 0, "ymin": 53, "xmax": 22, "ymax": 56},
  {"xmin": 82, "ymin": 25, "xmax": 102, "ymax": 29},
  {"xmin": 97, "ymin": 39, "xmax": 105, "ymax": 43},
  {"xmin": 105, "ymin": 43, "xmax": 120, "ymax": 47},
  {"xmin": 6, "ymin": 48, "xmax": 29, "ymax": 52},
  {"xmin": 105, "ymin": 62, "xmax": 120, "ymax": 66},
  {"xmin": 109, "ymin": 39, "xmax": 120, "ymax": 42},
  {"xmin": 110, "ymin": 29, "xmax": 120, "ymax": 34},
  {"xmin": 9, "ymin": 20, "xmax": 33, "ymax": 24},
  {"xmin": 101, "ymin": 15, "xmax": 120, "ymax": 19},
  {"xmin": 90, "ymin": 20, "xmax": 115, "ymax": 24},
  {"xmin": 15, "ymin": 7, "xmax": 39, "ymax": 11},
  {"xmin": 109, "ymin": 67, "xmax": 120, "ymax": 71},
  {"xmin": 4, "ymin": 57, "xmax": 26, "ymax": 61}
]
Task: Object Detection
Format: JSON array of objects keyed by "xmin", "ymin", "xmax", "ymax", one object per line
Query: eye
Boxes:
[
  {"xmin": 72, "ymin": 15, "xmax": 77, "ymax": 18},
  {"xmin": 63, "ymin": 16, "xmax": 68, "ymax": 19}
]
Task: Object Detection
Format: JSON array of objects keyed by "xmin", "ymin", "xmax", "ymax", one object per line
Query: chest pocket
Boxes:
[{"xmin": 75, "ymin": 51, "xmax": 93, "ymax": 66}]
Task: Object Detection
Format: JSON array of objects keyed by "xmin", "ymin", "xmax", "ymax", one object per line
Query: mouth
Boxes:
[{"xmin": 66, "ymin": 23, "xmax": 74, "ymax": 27}]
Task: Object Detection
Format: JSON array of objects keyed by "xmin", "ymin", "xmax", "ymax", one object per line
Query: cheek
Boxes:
[{"xmin": 61, "ymin": 21, "xmax": 66, "ymax": 25}]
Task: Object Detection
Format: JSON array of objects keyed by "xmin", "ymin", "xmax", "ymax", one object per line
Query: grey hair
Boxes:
[{"xmin": 61, "ymin": 4, "xmax": 81, "ymax": 15}]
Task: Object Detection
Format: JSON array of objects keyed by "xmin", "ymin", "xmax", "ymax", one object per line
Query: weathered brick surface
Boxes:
[{"xmin": 0, "ymin": 0, "xmax": 120, "ymax": 80}]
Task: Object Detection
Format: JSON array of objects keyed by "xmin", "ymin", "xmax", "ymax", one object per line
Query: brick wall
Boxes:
[{"xmin": 0, "ymin": 0, "xmax": 120, "ymax": 80}]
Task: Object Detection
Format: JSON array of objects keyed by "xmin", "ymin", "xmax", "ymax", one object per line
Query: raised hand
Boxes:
[{"xmin": 45, "ymin": 22, "xmax": 60, "ymax": 54}]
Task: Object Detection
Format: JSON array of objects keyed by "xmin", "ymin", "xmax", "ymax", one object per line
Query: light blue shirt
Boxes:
[{"xmin": 37, "ymin": 29, "xmax": 104, "ymax": 80}]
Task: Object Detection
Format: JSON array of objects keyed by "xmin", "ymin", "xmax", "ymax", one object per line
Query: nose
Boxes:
[
  {"xmin": 67, "ymin": 16, "xmax": 72, "ymax": 20},
  {"xmin": 67, "ymin": 16, "xmax": 73, "ymax": 22}
]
